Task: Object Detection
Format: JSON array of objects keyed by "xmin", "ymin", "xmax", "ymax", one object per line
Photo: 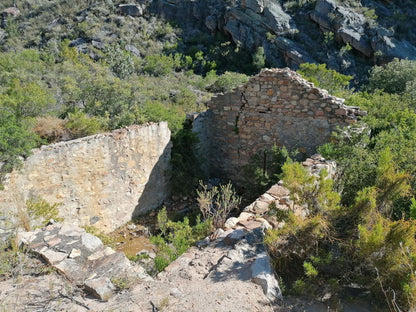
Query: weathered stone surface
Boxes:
[
  {"xmin": 125, "ymin": 44, "xmax": 141, "ymax": 57},
  {"xmin": 251, "ymin": 252, "xmax": 282, "ymax": 300},
  {"xmin": 2, "ymin": 7, "xmax": 20, "ymax": 18},
  {"xmin": 38, "ymin": 249, "xmax": 68, "ymax": 265},
  {"xmin": 118, "ymin": 4, "xmax": 143, "ymax": 17},
  {"xmin": 237, "ymin": 211, "xmax": 255, "ymax": 222},
  {"xmin": 224, "ymin": 228, "xmax": 248, "ymax": 245},
  {"xmin": 251, "ymin": 200, "xmax": 270, "ymax": 215},
  {"xmin": 268, "ymin": 185, "xmax": 290, "ymax": 198},
  {"xmin": 149, "ymin": 0, "xmax": 307, "ymax": 70},
  {"xmin": 19, "ymin": 223, "xmax": 151, "ymax": 300},
  {"xmin": 82, "ymin": 233, "xmax": 104, "ymax": 252},
  {"xmin": 0, "ymin": 123, "xmax": 171, "ymax": 233},
  {"xmin": 84, "ymin": 277, "xmax": 116, "ymax": 301},
  {"xmin": 224, "ymin": 217, "xmax": 239, "ymax": 230},
  {"xmin": 310, "ymin": 0, "xmax": 416, "ymax": 60}
]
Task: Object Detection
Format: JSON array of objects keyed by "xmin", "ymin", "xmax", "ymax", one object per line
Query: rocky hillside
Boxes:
[
  {"xmin": 150, "ymin": 0, "xmax": 416, "ymax": 82},
  {"xmin": 1, "ymin": 0, "xmax": 416, "ymax": 82}
]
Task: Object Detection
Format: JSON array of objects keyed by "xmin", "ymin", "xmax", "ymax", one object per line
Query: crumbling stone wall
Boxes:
[
  {"xmin": 0, "ymin": 122, "xmax": 171, "ymax": 233},
  {"xmin": 206, "ymin": 68, "xmax": 363, "ymax": 182}
]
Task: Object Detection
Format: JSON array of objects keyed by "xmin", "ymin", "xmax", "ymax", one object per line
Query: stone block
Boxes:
[
  {"xmin": 84, "ymin": 277, "xmax": 115, "ymax": 301},
  {"xmin": 251, "ymin": 252, "xmax": 282, "ymax": 300}
]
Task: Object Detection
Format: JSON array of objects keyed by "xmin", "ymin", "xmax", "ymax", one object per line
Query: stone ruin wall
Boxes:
[
  {"xmin": 205, "ymin": 68, "xmax": 363, "ymax": 182},
  {"xmin": 0, "ymin": 122, "xmax": 171, "ymax": 234}
]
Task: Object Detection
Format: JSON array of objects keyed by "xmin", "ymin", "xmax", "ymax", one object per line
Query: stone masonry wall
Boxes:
[
  {"xmin": 207, "ymin": 68, "xmax": 363, "ymax": 182},
  {"xmin": 0, "ymin": 122, "xmax": 171, "ymax": 233}
]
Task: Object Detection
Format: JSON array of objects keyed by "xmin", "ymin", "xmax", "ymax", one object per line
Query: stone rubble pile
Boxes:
[
  {"xmin": 243, "ymin": 154, "xmax": 336, "ymax": 219},
  {"xmin": 18, "ymin": 222, "xmax": 151, "ymax": 301}
]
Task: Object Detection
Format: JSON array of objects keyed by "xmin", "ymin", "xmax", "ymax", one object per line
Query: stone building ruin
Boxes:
[
  {"xmin": 0, "ymin": 68, "xmax": 365, "ymax": 234},
  {"xmin": 194, "ymin": 68, "xmax": 365, "ymax": 182}
]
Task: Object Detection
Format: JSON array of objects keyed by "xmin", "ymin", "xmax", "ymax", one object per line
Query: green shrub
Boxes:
[
  {"xmin": 150, "ymin": 208, "xmax": 211, "ymax": 272},
  {"xmin": 303, "ymin": 261, "xmax": 318, "ymax": 278},
  {"xmin": 242, "ymin": 145, "xmax": 290, "ymax": 200},
  {"xmin": 170, "ymin": 119, "xmax": 202, "ymax": 196},
  {"xmin": 281, "ymin": 161, "xmax": 340, "ymax": 214},
  {"xmin": 65, "ymin": 109, "xmax": 107, "ymax": 138},
  {"xmin": 252, "ymin": 47, "xmax": 265, "ymax": 72},
  {"xmin": 143, "ymin": 53, "xmax": 181, "ymax": 76},
  {"xmin": 197, "ymin": 181, "xmax": 241, "ymax": 229},
  {"xmin": 0, "ymin": 109, "xmax": 40, "ymax": 182},
  {"xmin": 104, "ymin": 45, "xmax": 134, "ymax": 79},
  {"xmin": 297, "ymin": 63, "xmax": 353, "ymax": 98},
  {"xmin": 26, "ymin": 198, "xmax": 63, "ymax": 229},
  {"xmin": 367, "ymin": 58, "xmax": 416, "ymax": 94},
  {"xmin": 207, "ymin": 71, "xmax": 249, "ymax": 93}
]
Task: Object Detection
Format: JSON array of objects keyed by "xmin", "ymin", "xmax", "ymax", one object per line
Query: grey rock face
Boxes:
[
  {"xmin": 310, "ymin": 0, "xmax": 416, "ymax": 60},
  {"xmin": 263, "ymin": 0, "xmax": 292, "ymax": 34},
  {"xmin": 149, "ymin": 0, "xmax": 312, "ymax": 68},
  {"xmin": 251, "ymin": 252, "xmax": 282, "ymax": 300},
  {"xmin": 84, "ymin": 277, "xmax": 116, "ymax": 301},
  {"xmin": 125, "ymin": 44, "xmax": 141, "ymax": 57},
  {"xmin": 119, "ymin": 4, "xmax": 143, "ymax": 17}
]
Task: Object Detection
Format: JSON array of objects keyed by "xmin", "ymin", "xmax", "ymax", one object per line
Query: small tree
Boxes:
[
  {"xmin": 252, "ymin": 47, "xmax": 265, "ymax": 72},
  {"xmin": 281, "ymin": 160, "xmax": 340, "ymax": 214},
  {"xmin": 297, "ymin": 63, "xmax": 353, "ymax": 98}
]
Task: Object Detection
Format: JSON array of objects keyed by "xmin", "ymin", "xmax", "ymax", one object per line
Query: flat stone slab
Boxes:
[{"xmin": 18, "ymin": 222, "xmax": 150, "ymax": 301}]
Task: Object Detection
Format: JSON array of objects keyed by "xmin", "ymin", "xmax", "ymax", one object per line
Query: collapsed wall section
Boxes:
[
  {"xmin": 207, "ymin": 68, "xmax": 363, "ymax": 182},
  {"xmin": 0, "ymin": 122, "xmax": 171, "ymax": 233}
]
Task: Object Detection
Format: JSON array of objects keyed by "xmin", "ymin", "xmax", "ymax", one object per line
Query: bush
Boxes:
[
  {"xmin": 143, "ymin": 53, "xmax": 181, "ymax": 76},
  {"xmin": 297, "ymin": 63, "xmax": 353, "ymax": 98},
  {"xmin": 207, "ymin": 71, "xmax": 249, "ymax": 93},
  {"xmin": 26, "ymin": 198, "xmax": 63, "ymax": 230},
  {"xmin": 104, "ymin": 45, "xmax": 134, "ymax": 79},
  {"xmin": 242, "ymin": 145, "xmax": 290, "ymax": 200},
  {"xmin": 150, "ymin": 207, "xmax": 211, "ymax": 272},
  {"xmin": 65, "ymin": 109, "xmax": 107, "ymax": 138},
  {"xmin": 33, "ymin": 116, "xmax": 69, "ymax": 143},
  {"xmin": 197, "ymin": 181, "xmax": 241, "ymax": 229},
  {"xmin": 170, "ymin": 119, "xmax": 202, "ymax": 196},
  {"xmin": 0, "ymin": 109, "xmax": 40, "ymax": 181},
  {"xmin": 367, "ymin": 58, "xmax": 416, "ymax": 94},
  {"xmin": 281, "ymin": 161, "xmax": 340, "ymax": 214},
  {"xmin": 252, "ymin": 47, "xmax": 265, "ymax": 72}
]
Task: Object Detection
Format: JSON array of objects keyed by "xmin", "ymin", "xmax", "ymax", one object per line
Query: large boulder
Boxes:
[
  {"xmin": 118, "ymin": 4, "xmax": 143, "ymax": 17},
  {"xmin": 262, "ymin": 0, "xmax": 292, "ymax": 34},
  {"xmin": 310, "ymin": 0, "xmax": 416, "ymax": 59},
  {"xmin": 2, "ymin": 7, "xmax": 21, "ymax": 18}
]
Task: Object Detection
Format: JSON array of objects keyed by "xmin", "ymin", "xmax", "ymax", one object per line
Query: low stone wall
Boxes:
[
  {"xmin": 205, "ymin": 68, "xmax": 364, "ymax": 182},
  {"xmin": 0, "ymin": 122, "xmax": 171, "ymax": 233}
]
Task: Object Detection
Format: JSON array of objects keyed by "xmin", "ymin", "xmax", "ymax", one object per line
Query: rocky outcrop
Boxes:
[
  {"xmin": 149, "ymin": 0, "xmax": 314, "ymax": 68},
  {"xmin": 242, "ymin": 154, "xmax": 335, "ymax": 219},
  {"xmin": 0, "ymin": 122, "xmax": 171, "ymax": 233},
  {"xmin": 310, "ymin": 0, "xmax": 416, "ymax": 60},
  {"xmin": 1, "ymin": 7, "xmax": 20, "ymax": 29},
  {"xmin": 202, "ymin": 68, "xmax": 363, "ymax": 182},
  {"xmin": 150, "ymin": 0, "xmax": 416, "ymax": 76},
  {"xmin": 118, "ymin": 4, "xmax": 143, "ymax": 17},
  {"xmin": 18, "ymin": 222, "xmax": 151, "ymax": 301}
]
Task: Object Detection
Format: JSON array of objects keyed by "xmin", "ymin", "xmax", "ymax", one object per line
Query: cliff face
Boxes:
[
  {"xmin": 150, "ymin": 0, "xmax": 416, "ymax": 79},
  {"xmin": 0, "ymin": 122, "xmax": 171, "ymax": 233}
]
